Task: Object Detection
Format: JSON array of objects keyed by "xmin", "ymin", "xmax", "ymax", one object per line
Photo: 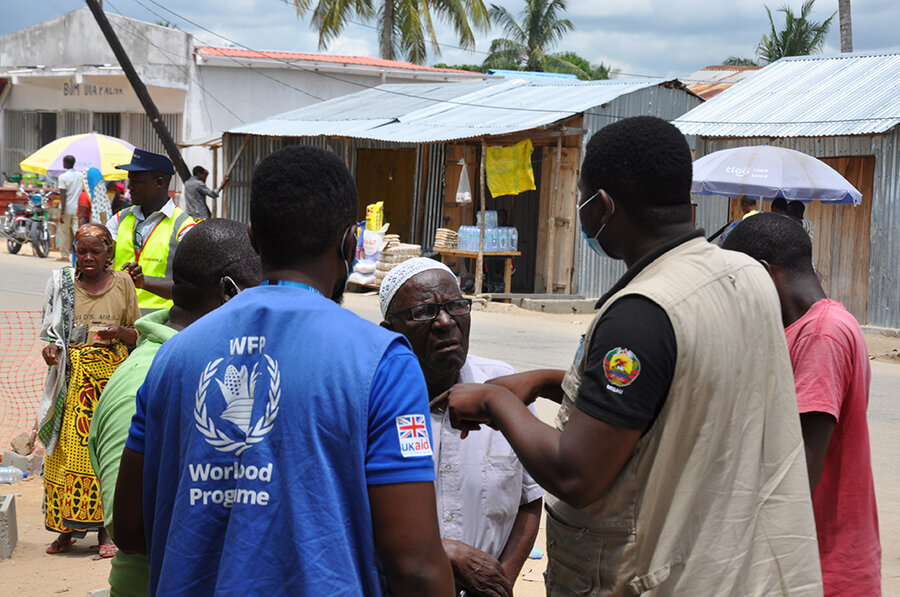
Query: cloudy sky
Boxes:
[{"xmin": 3, "ymin": 0, "xmax": 899, "ymax": 79}]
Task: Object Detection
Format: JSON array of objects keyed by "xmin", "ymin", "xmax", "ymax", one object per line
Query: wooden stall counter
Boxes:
[{"xmin": 436, "ymin": 248, "xmax": 521, "ymax": 294}]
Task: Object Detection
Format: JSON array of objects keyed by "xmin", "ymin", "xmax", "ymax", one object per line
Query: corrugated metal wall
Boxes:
[
  {"xmin": 59, "ymin": 111, "xmax": 91, "ymax": 137},
  {"xmin": 574, "ymin": 86, "xmax": 705, "ymax": 298},
  {"xmin": 2, "ymin": 111, "xmax": 42, "ymax": 175},
  {"xmin": 121, "ymin": 113, "xmax": 182, "ymax": 157},
  {"xmin": 223, "ymin": 133, "xmax": 445, "ymax": 249},
  {"xmin": 693, "ymin": 129, "xmax": 900, "ymax": 329},
  {"xmin": 420, "ymin": 144, "xmax": 446, "ymax": 249}
]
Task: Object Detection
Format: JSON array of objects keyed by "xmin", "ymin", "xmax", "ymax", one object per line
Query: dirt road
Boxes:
[{"xmin": 1, "ymin": 249, "xmax": 898, "ymax": 595}]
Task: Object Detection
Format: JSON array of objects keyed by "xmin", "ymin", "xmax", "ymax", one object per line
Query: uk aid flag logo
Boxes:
[{"xmin": 395, "ymin": 414, "xmax": 433, "ymax": 458}]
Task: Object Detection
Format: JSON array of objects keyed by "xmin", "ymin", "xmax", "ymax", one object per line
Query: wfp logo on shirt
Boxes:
[{"xmin": 194, "ymin": 336, "xmax": 279, "ymax": 456}]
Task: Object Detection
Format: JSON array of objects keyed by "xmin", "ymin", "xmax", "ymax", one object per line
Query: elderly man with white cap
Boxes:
[{"xmin": 380, "ymin": 258, "xmax": 544, "ymax": 597}]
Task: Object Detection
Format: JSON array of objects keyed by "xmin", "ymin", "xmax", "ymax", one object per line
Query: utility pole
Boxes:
[{"xmin": 84, "ymin": 0, "xmax": 191, "ymax": 182}]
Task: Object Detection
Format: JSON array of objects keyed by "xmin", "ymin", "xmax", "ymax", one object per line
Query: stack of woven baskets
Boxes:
[
  {"xmin": 433, "ymin": 228, "xmax": 458, "ymax": 250},
  {"xmin": 374, "ymin": 236, "xmax": 421, "ymax": 286}
]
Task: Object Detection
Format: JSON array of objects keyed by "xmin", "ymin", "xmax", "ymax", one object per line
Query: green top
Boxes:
[{"xmin": 88, "ymin": 308, "xmax": 177, "ymax": 597}]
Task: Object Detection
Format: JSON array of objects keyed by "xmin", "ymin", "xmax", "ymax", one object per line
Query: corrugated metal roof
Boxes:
[
  {"xmin": 680, "ymin": 65, "xmax": 763, "ymax": 100},
  {"xmin": 194, "ymin": 46, "xmax": 473, "ymax": 74},
  {"xmin": 674, "ymin": 52, "xmax": 900, "ymax": 137},
  {"xmin": 228, "ymin": 78, "xmax": 674, "ymax": 142}
]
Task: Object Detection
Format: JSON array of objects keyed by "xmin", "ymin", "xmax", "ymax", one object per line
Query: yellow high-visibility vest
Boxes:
[{"xmin": 114, "ymin": 205, "xmax": 194, "ymax": 311}]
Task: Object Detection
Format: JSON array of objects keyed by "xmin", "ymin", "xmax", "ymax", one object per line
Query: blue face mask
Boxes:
[{"xmin": 578, "ymin": 191, "xmax": 615, "ymax": 258}]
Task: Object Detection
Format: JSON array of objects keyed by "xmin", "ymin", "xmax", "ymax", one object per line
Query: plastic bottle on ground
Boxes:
[{"xmin": 0, "ymin": 466, "xmax": 27, "ymax": 484}]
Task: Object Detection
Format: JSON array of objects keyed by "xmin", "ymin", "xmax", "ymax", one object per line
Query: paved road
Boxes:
[
  {"xmin": 2, "ymin": 250, "xmax": 898, "ymax": 593},
  {"xmin": 0, "ymin": 248, "xmax": 61, "ymax": 310}
]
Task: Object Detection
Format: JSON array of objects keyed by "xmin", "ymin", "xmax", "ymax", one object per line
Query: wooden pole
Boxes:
[
  {"xmin": 474, "ymin": 140, "xmax": 486, "ymax": 295},
  {"xmin": 415, "ymin": 144, "xmax": 431, "ymax": 246},
  {"xmin": 545, "ymin": 138, "xmax": 562, "ymax": 293},
  {"xmin": 85, "ymin": 0, "xmax": 191, "ymax": 183},
  {"xmin": 211, "ymin": 145, "xmax": 219, "ymax": 217}
]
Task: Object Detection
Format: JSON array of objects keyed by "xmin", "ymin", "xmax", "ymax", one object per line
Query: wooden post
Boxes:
[
  {"xmin": 415, "ymin": 144, "xmax": 430, "ymax": 246},
  {"xmin": 85, "ymin": 0, "xmax": 191, "ymax": 183},
  {"xmin": 211, "ymin": 145, "xmax": 219, "ymax": 217},
  {"xmin": 545, "ymin": 138, "xmax": 562, "ymax": 293},
  {"xmin": 474, "ymin": 140, "xmax": 486, "ymax": 295}
]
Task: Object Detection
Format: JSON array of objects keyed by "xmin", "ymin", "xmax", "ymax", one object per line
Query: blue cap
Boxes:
[{"xmin": 116, "ymin": 148, "xmax": 175, "ymax": 175}]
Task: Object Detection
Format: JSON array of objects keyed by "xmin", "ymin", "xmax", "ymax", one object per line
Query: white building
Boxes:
[{"xmin": 0, "ymin": 7, "xmax": 486, "ymax": 205}]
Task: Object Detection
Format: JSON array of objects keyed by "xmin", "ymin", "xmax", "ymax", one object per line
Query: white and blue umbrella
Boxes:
[{"xmin": 691, "ymin": 145, "xmax": 862, "ymax": 205}]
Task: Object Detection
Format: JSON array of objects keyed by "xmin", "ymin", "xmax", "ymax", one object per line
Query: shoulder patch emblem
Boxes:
[
  {"xmin": 603, "ymin": 347, "xmax": 641, "ymax": 387},
  {"xmin": 396, "ymin": 414, "xmax": 433, "ymax": 458}
]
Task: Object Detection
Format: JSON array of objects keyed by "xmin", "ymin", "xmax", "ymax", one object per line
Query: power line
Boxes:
[
  {"xmin": 132, "ymin": 0, "xmax": 667, "ymax": 116},
  {"xmin": 128, "ymin": 0, "xmax": 324, "ymax": 101},
  {"xmin": 105, "ymin": 0, "xmax": 246, "ymax": 125},
  {"xmin": 268, "ymin": 0, "xmax": 668, "ymax": 80}
]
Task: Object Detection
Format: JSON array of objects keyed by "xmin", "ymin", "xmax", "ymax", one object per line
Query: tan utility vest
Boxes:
[{"xmin": 545, "ymin": 238, "xmax": 822, "ymax": 596}]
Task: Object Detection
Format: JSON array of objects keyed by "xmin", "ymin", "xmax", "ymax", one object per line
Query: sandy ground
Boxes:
[{"xmin": 0, "ymin": 252, "xmax": 898, "ymax": 595}]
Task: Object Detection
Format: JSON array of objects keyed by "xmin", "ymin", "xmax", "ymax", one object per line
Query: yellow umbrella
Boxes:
[{"xmin": 20, "ymin": 132, "xmax": 135, "ymax": 180}]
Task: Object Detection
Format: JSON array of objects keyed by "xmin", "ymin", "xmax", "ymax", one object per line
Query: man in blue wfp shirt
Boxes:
[{"xmin": 114, "ymin": 146, "xmax": 454, "ymax": 596}]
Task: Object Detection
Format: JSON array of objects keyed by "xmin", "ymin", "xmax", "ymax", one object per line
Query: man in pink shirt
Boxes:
[{"xmin": 724, "ymin": 212, "xmax": 881, "ymax": 596}]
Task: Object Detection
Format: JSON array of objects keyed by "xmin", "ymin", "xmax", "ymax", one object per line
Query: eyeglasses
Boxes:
[
  {"xmin": 389, "ymin": 298, "xmax": 472, "ymax": 322},
  {"xmin": 133, "ymin": 227, "xmax": 144, "ymax": 249}
]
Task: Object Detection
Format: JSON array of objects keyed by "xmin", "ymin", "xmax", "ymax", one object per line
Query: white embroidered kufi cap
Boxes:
[{"xmin": 379, "ymin": 257, "xmax": 457, "ymax": 317}]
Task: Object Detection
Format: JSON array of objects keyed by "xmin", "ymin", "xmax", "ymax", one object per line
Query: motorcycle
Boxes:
[{"xmin": 2, "ymin": 187, "xmax": 58, "ymax": 258}]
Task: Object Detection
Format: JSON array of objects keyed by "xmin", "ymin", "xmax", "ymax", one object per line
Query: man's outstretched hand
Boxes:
[
  {"xmin": 121, "ymin": 262, "xmax": 144, "ymax": 289},
  {"xmin": 431, "ymin": 383, "xmax": 514, "ymax": 438}
]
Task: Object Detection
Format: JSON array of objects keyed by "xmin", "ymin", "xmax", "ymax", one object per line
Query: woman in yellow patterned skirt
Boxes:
[{"xmin": 36, "ymin": 223, "xmax": 139, "ymax": 557}]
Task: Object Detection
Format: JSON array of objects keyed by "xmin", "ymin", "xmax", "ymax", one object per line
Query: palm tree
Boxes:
[
  {"xmin": 723, "ymin": 56, "xmax": 759, "ymax": 66},
  {"xmin": 838, "ymin": 0, "xmax": 852, "ymax": 52},
  {"xmin": 292, "ymin": 0, "xmax": 490, "ymax": 64},
  {"xmin": 482, "ymin": 0, "xmax": 574, "ymax": 72},
  {"xmin": 756, "ymin": 0, "xmax": 835, "ymax": 64},
  {"xmin": 549, "ymin": 51, "xmax": 617, "ymax": 80}
]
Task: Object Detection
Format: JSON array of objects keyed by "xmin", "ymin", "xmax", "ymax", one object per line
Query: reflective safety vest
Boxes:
[{"xmin": 114, "ymin": 205, "xmax": 194, "ymax": 311}]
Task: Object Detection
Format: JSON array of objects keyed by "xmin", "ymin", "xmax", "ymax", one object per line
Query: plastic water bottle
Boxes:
[
  {"xmin": 0, "ymin": 466, "xmax": 27, "ymax": 484},
  {"xmin": 510, "ymin": 227, "xmax": 519, "ymax": 251},
  {"xmin": 499, "ymin": 227, "xmax": 510, "ymax": 251}
]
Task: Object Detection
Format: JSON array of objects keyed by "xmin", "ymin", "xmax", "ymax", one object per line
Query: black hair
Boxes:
[
  {"xmin": 771, "ymin": 197, "xmax": 788, "ymax": 213},
  {"xmin": 171, "ymin": 218, "xmax": 262, "ymax": 311},
  {"xmin": 250, "ymin": 145, "xmax": 358, "ymax": 265},
  {"xmin": 192, "ymin": 165, "xmax": 207, "ymax": 176},
  {"xmin": 722, "ymin": 212, "xmax": 813, "ymax": 274},
  {"xmin": 786, "ymin": 200, "xmax": 806, "ymax": 220},
  {"xmin": 63, "ymin": 155, "xmax": 76, "ymax": 168},
  {"xmin": 581, "ymin": 116, "xmax": 693, "ymax": 229},
  {"xmin": 740, "ymin": 196, "xmax": 756, "ymax": 208}
]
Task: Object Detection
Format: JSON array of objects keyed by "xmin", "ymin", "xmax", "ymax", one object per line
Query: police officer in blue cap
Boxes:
[{"xmin": 108, "ymin": 149, "xmax": 196, "ymax": 313}]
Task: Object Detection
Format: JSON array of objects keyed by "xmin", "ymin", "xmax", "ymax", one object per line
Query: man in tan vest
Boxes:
[{"xmin": 436, "ymin": 116, "xmax": 823, "ymax": 596}]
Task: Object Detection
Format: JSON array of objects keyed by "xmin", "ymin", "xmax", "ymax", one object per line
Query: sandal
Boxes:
[
  {"xmin": 46, "ymin": 537, "xmax": 76, "ymax": 554},
  {"xmin": 99, "ymin": 544, "xmax": 118, "ymax": 559}
]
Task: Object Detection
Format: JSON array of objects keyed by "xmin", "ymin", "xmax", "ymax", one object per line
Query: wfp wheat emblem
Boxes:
[{"xmin": 194, "ymin": 356, "xmax": 281, "ymax": 456}]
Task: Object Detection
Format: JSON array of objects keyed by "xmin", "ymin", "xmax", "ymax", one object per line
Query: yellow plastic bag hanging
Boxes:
[{"xmin": 486, "ymin": 139, "xmax": 536, "ymax": 198}]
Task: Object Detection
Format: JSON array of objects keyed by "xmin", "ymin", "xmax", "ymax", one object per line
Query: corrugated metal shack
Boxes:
[
  {"xmin": 222, "ymin": 78, "xmax": 701, "ymax": 294},
  {"xmin": 675, "ymin": 51, "xmax": 900, "ymax": 329}
]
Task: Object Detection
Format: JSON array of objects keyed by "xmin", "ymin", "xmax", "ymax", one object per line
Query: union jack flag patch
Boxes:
[{"xmin": 395, "ymin": 414, "xmax": 433, "ymax": 458}]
